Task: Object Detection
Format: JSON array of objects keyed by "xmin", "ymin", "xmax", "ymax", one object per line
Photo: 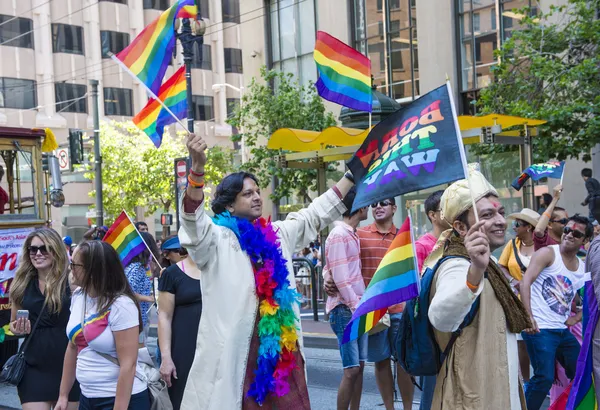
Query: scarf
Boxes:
[
  {"xmin": 213, "ymin": 212, "xmax": 302, "ymax": 405},
  {"xmin": 444, "ymin": 234, "xmax": 532, "ymax": 333}
]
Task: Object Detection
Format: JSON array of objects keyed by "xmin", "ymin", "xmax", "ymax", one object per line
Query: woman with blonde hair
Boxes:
[{"xmin": 9, "ymin": 227, "xmax": 80, "ymax": 409}]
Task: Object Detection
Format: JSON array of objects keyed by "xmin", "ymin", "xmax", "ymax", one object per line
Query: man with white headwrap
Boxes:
[{"xmin": 427, "ymin": 170, "xmax": 532, "ymax": 410}]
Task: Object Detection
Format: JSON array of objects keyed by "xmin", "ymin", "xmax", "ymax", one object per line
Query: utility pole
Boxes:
[{"xmin": 90, "ymin": 79, "xmax": 103, "ymax": 227}]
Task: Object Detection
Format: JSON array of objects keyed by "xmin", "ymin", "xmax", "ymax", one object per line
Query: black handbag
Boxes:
[{"xmin": 0, "ymin": 301, "xmax": 47, "ymax": 385}]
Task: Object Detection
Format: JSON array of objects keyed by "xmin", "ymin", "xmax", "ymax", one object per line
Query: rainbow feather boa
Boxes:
[{"xmin": 213, "ymin": 212, "xmax": 302, "ymax": 405}]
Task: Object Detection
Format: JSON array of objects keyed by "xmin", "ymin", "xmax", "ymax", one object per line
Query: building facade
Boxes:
[{"xmin": 0, "ymin": 0, "xmax": 243, "ymax": 239}]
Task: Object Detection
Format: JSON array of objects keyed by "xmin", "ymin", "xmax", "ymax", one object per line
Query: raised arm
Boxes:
[{"xmin": 535, "ymin": 184, "xmax": 562, "ymax": 238}]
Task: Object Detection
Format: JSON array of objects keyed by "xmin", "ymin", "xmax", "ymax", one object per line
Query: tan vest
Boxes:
[{"xmin": 430, "ymin": 274, "xmax": 526, "ymax": 410}]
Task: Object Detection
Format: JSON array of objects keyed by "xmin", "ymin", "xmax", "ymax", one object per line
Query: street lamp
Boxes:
[{"xmin": 212, "ymin": 83, "xmax": 246, "ymax": 163}]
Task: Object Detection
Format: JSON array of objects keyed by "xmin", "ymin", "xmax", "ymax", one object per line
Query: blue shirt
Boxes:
[{"xmin": 124, "ymin": 262, "xmax": 152, "ymax": 328}]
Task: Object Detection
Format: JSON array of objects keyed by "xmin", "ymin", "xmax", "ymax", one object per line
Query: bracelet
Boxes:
[
  {"xmin": 344, "ymin": 171, "xmax": 355, "ymax": 184},
  {"xmin": 331, "ymin": 186, "xmax": 343, "ymax": 200},
  {"xmin": 466, "ymin": 279, "xmax": 479, "ymax": 291},
  {"xmin": 543, "ymin": 212, "xmax": 551, "ymax": 219},
  {"xmin": 187, "ymin": 174, "xmax": 205, "ymax": 188},
  {"xmin": 190, "ymin": 169, "xmax": 205, "ymax": 177}
]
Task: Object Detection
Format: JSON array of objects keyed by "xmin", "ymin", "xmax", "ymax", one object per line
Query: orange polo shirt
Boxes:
[{"xmin": 357, "ymin": 223, "xmax": 403, "ymax": 314}]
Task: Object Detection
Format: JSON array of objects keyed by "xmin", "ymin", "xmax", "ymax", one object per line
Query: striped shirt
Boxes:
[
  {"xmin": 357, "ymin": 222, "xmax": 404, "ymax": 313},
  {"xmin": 324, "ymin": 221, "xmax": 365, "ymax": 314}
]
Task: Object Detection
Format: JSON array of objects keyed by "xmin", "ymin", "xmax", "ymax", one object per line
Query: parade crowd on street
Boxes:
[{"xmin": 5, "ymin": 132, "xmax": 600, "ymax": 410}]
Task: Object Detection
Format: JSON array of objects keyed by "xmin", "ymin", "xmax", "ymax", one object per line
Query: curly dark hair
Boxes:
[{"xmin": 211, "ymin": 172, "xmax": 259, "ymax": 215}]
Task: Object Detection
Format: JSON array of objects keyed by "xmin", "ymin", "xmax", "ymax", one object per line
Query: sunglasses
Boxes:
[
  {"xmin": 28, "ymin": 245, "xmax": 48, "ymax": 255},
  {"xmin": 514, "ymin": 221, "xmax": 530, "ymax": 228},
  {"xmin": 563, "ymin": 226, "xmax": 586, "ymax": 239},
  {"xmin": 371, "ymin": 201, "xmax": 393, "ymax": 208},
  {"xmin": 551, "ymin": 218, "xmax": 569, "ymax": 225},
  {"xmin": 70, "ymin": 262, "xmax": 84, "ymax": 269}
]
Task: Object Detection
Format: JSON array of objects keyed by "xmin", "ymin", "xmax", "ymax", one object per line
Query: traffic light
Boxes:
[
  {"xmin": 41, "ymin": 153, "xmax": 50, "ymax": 172},
  {"xmin": 69, "ymin": 129, "xmax": 84, "ymax": 165}
]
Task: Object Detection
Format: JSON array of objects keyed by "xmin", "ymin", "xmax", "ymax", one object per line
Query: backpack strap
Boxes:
[{"xmin": 512, "ymin": 238, "xmax": 527, "ymax": 273}]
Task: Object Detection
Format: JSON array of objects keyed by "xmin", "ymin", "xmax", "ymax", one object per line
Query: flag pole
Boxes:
[
  {"xmin": 109, "ymin": 53, "xmax": 190, "ymax": 132},
  {"xmin": 560, "ymin": 162, "xmax": 565, "ymax": 185},
  {"xmin": 122, "ymin": 209, "xmax": 163, "ymax": 269},
  {"xmin": 369, "ymin": 112, "xmax": 372, "ymax": 130},
  {"xmin": 446, "ymin": 80, "xmax": 480, "ymax": 223}
]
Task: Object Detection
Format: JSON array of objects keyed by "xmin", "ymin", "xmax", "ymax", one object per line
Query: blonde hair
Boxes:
[{"xmin": 10, "ymin": 228, "xmax": 69, "ymax": 314}]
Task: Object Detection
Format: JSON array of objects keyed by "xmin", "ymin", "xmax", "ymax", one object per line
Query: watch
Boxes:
[{"xmin": 344, "ymin": 171, "xmax": 355, "ymax": 184}]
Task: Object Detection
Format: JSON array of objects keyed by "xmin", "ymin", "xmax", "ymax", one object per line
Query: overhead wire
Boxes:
[{"xmin": 0, "ymin": 0, "xmax": 53, "ymax": 29}]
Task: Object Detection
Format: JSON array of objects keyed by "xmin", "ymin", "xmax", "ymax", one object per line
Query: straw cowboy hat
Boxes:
[{"xmin": 507, "ymin": 208, "xmax": 540, "ymax": 227}]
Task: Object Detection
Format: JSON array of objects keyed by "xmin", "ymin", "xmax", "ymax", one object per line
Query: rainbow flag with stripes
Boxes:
[
  {"xmin": 314, "ymin": 31, "xmax": 372, "ymax": 112},
  {"xmin": 511, "ymin": 160, "xmax": 564, "ymax": 191},
  {"xmin": 566, "ymin": 281, "xmax": 599, "ymax": 409},
  {"xmin": 113, "ymin": 0, "xmax": 196, "ymax": 95},
  {"xmin": 133, "ymin": 66, "xmax": 187, "ymax": 148},
  {"xmin": 342, "ymin": 216, "xmax": 419, "ymax": 343},
  {"xmin": 103, "ymin": 211, "xmax": 146, "ymax": 266}
]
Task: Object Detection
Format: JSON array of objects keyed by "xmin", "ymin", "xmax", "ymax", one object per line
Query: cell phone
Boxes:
[{"xmin": 16, "ymin": 310, "xmax": 29, "ymax": 321}]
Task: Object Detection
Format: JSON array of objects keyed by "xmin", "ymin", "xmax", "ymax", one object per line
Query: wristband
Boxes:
[
  {"xmin": 187, "ymin": 174, "xmax": 205, "ymax": 188},
  {"xmin": 466, "ymin": 279, "xmax": 479, "ymax": 291},
  {"xmin": 190, "ymin": 169, "xmax": 205, "ymax": 177},
  {"xmin": 543, "ymin": 212, "xmax": 551, "ymax": 219},
  {"xmin": 331, "ymin": 186, "xmax": 343, "ymax": 200},
  {"xmin": 344, "ymin": 171, "xmax": 355, "ymax": 184}
]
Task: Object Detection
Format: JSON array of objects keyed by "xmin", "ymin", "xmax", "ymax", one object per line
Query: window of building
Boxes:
[
  {"xmin": 491, "ymin": 7, "xmax": 497, "ymax": 30},
  {"xmin": 55, "ymin": 83, "xmax": 87, "ymax": 113},
  {"xmin": 99, "ymin": 0, "xmax": 128, "ymax": 4},
  {"xmin": 222, "ymin": 0, "xmax": 240, "ymax": 23},
  {"xmin": 142, "ymin": 0, "xmax": 169, "ymax": 10},
  {"xmin": 104, "ymin": 87, "xmax": 133, "ymax": 116},
  {"xmin": 192, "ymin": 44, "xmax": 212, "ymax": 70},
  {"xmin": 198, "ymin": 0, "xmax": 210, "ymax": 19},
  {"xmin": 100, "ymin": 31, "xmax": 130, "ymax": 58},
  {"xmin": 52, "ymin": 24, "xmax": 84, "ymax": 55},
  {"xmin": 224, "ymin": 48, "xmax": 243, "ymax": 73},
  {"xmin": 473, "ymin": 12, "xmax": 480, "ymax": 32},
  {"xmin": 353, "ymin": 0, "xmax": 418, "ymax": 100},
  {"xmin": 227, "ymin": 98, "xmax": 240, "ymax": 118},
  {"xmin": 0, "ymin": 14, "xmax": 34, "ymax": 49},
  {"xmin": 269, "ymin": 0, "xmax": 317, "ymax": 88},
  {"xmin": 0, "ymin": 78, "xmax": 37, "ymax": 109},
  {"xmin": 191, "ymin": 95, "xmax": 214, "ymax": 121}
]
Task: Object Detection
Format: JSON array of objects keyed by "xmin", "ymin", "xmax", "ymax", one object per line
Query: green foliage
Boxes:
[
  {"xmin": 83, "ymin": 121, "xmax": 232, "ymax": 222},
  {"xmin": 476, "ymin": 0, "xmax": 600, "ymax": 162},
  {"xmin": 227, "ymin": 67, "xmax": 338, "ymax": 203}
]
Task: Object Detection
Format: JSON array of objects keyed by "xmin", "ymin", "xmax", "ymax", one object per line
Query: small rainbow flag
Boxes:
[
  {"xmin": 133, "ymin": 66, "xmax": 187, "ymax": 148},
  {"xmin": 511, "ymin": 161, "xmax": 565, "ymax": 191},
  {"xmin": 342, "ymin": 216, "xmax": 419, "ymax": 343},
  {"xmin": 113, "ymin": 0, "xmax": 196, "ymax": 95},
  {"xmin": 0, "ymin": 279, "xmax": 11, "ymax": 298},
  {"xmin": 314, "ymin": 31, "xmax": 372, "ymax": 112},
  {"xmin": 103, "ymin": 211, "xmax": 146, "ymax": 266}
]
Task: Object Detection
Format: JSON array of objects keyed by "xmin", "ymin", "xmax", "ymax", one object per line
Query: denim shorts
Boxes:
[
  {"xmin": 330, "ymin": 304, "xmax": 368, "ymax": 368},
  {"xmin": 368, "ymin": 312, "xmax": 403, "ymax": 363},
  {"xmin": 80, "ymin": 390, "xmax": 150, "ymax": 410}
]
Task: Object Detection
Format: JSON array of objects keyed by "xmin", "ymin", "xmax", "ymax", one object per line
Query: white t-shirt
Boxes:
[
  {"xmin": 66, "ymin": 289, "xmax": 146, "ymax": 398},
  {"xmin": 530, "ymin": 245, "xmax": 590, "ymax": 330}
]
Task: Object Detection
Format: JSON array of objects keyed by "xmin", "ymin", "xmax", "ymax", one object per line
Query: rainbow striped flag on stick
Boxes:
[
  {"xmin": 133, "ymin": 66, "xmax": 187, "ymax": 148},
  {"xmin": 112, "ymin": 0, "xmax": 196, "ymax": 95},
  {"xmin": 342, "ymin": 216, "xmax": 419, "ymax": 343},
  {"xmin": 103, "ymin": 211, "xmax": 146, "ymax": 266},
  {"xmin": 314, "ymin": 31, "xmax": 372, "ymax": 112}
]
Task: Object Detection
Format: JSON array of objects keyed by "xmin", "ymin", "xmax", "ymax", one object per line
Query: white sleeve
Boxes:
[
  {"xmin": 428, "ymin": 258, "xmax": 484, "ymax": 333},
  {"xmin": 109, "ymin": 296, "xmax": 140, "ymax": 332}
]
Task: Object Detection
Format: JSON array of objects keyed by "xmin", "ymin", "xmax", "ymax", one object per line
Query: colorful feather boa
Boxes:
[{"xmin": 213, "ymin": 212, "xmax": 302, "ymax": 405}]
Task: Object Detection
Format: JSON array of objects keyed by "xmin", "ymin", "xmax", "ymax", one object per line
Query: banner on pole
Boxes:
[
  {"xmin": 347, "ymin": 84, "xmax": 467, "ymax": 211},
  {"xmin": 0, "ymin": 227, "xmax": 34, "ymax": 286}
]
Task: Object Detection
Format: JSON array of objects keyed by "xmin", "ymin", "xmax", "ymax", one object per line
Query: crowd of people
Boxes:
[{"xmin": 6, "ymin": 132, "xmax": 600, "ymax": 410}]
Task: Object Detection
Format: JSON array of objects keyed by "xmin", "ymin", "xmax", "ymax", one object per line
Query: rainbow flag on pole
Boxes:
[
  {"xmin": 314, "ymin": 31, "xmax": 372, "ymax": 112},
  {"xmin": 342, "ymin": 216, "xmax": 419, "ymax": 343},
  {"xmin": 133, "ymin": 66, "xmax": 187, "ymax": 148},
  {"xmin": 103, "ymin": 211, "xmax": 146, "ymax": 266},
  {"xmin": 113, "ymin": 0, "xmax": 196, "ymax": 95}
]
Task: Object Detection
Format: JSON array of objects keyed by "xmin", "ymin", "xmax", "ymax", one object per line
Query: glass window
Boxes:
[
  {"xmin": 0, "ymin": 78, "xmax": 37, "ymax": 109},
  {"xmin": 222, "ymin": 0, "xmax": 240, "ymax": 23},
  {"xmin": 52, "ymin": 24, "xmax": 84, "ymax": 55},
  {"xmin": 198, "ymin": 0, "xmax": 210, "ymax": 19},
  {"xmin": 143, "ymin": 0, "xmax": 169, "ymax": 10},
  {"xmin": 100, "ymin": 31, "xmax": 130, "ymax": 58},
  {"xmin": 192, "ymin": 43, "xmax": 212, "ymax": 70},
  {"xmin": 0, "ymin": 150, "xmax": 38, "ymax": 218},
  {"xmin": 0, "ymin": 14, "xmax": 33, "ymax": 49},
  {"xmin": 224, "ymin": 48, "xmax": 243, "ymax": 73},
  {"xmin": 227, "ymin": 98, "xmax": 240, "ymax": 118},
  {"xmin": 55, "ymin": 83, "xmax": 87, "ymax": 113},
  {"xmin": 191, "ymin": 95, "xmax": 214, "ymax": 121},
  {"xmin": 103, "ymin": 87, "xmax": 133, "ymax": 116},
  {"xmin": 473, "ymin": 12, "xmax": 481, "ymax": 32},
  {"xmin": 99, "ymin": 0, "xmax": 127, "ymax": 3}
]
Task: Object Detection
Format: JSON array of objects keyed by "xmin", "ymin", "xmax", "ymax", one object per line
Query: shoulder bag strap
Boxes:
[
  {"xmin": 19, "ymin": 299, "xmax": 47, "ymax": 355},
  {"xmin": 512, "ymin": 239, "xmax": 528, "ymax": 273}
]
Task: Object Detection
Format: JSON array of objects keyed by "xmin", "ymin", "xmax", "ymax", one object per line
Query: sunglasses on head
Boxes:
[
  {"xmin": 551, "ymin": 218, "xmax": 569, "ymax": 225},
  {"xmin": 371, "ymin": 201, "xmax": 393, "ymax": 208},
  {"xmin": 28, "ymin": 245, "xmax": 48, "ymax": 255},
  {"xmin": 563, "ymin": 226, "xmax": 586, "ymax": 239}
]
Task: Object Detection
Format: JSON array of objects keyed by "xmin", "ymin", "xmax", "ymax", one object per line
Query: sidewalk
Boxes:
[{"xmin": 302, "ymin": 316, "xmax": 338, "ymax": 350}]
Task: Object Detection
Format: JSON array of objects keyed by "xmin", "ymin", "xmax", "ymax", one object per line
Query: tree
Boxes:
[
  {"xmin": 475, "ymin": 0, "xmax": 600, "ymax": 162},
  {"xmin": 227, "ymin": 67, "xmax": 338, "ymax": 203},
  {"xmin": 84, "ymin": 121, "xmax": 232, "ymax": 223}
]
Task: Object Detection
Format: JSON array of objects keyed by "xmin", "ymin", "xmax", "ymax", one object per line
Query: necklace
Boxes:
[
  {"xmin": 213, "ymin": 212, "xmax": 301, "ymax": 405},
  {"xmin": 522, "ymin": 241, "xmax": 534, "ymax": 247}
]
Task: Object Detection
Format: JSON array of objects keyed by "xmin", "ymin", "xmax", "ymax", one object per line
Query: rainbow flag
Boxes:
[
  {"xmin": 511, "ymin": 161, "xmax": 565, "ymax": 191},
  {"xmin": 566, "ymin": 281, "xmax": 599, "ymax": 409},
  {"xmin": 314, "ymin": 31, "xmax": 372, "ymax": 112},
  {"xmin": 113, "ymin": 0, "xmax": 196, "ymax": 95},
  {"xmin": 342, "ymin": 217, "xmax": 419, "ymax": 343},
  {"xmin": 0, "ymin": 279, "xmax": 10, "ymax": 298},
  {"xmin": 133, "ymin": 66, "xmax": 187, "ymax": 148},
  {"xmin": 103, "ymin": 211, "xmax": 146, "ymax": 266}
]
